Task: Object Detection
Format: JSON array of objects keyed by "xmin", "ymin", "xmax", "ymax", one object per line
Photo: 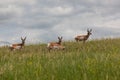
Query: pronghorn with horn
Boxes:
[
  {"xmin": 47, "ymin": 36, "xmax": 65, "ymax": 51},
  {"xmin": 75, "ymin": 29, "xmax": 92, "ymax": 43},
  {"xmin": 9, "ymin": 37, "xmax": 26, "ymax": 51}
]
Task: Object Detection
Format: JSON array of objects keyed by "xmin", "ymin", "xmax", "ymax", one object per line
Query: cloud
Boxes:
[
  {"xmin": 0, "ymin": 0, "xmax": 120, "ymax": 44},
  {"xmin": 0, "ymin": 5, "xmax": 24, "ymax": 25},
  {"xmin": 43, "ymin": 6, "xmax": 73, "ymax": 16}
]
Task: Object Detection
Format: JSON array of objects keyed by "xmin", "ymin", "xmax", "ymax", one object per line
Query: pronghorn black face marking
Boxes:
[
  {"xmin": 9, "ymin": 37, "xmax": 26, "ymax": 51},
  {"xmin": 47, "ymin": 36, "xmax": 65, "ymax": 51},
  {"xmin": 75, "ymin": 29, "xmax": 92, "ymax": 43}
]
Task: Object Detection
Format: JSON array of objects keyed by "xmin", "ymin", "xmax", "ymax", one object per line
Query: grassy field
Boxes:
[{"xmin": 0, "ymin": 38, "xmax": 120, "ymax": 80}]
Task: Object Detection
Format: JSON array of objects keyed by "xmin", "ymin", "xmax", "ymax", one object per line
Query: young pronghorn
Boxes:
[
  {"xmin": 75, "ymin": 29, "xmax": 92, "ymax": 43},
  {"xmin": 9, "ymin": 37, "xmax": 26, "ymax": 51},
  {"xmin": 47, "ymin": 36, "xmax": 65, "ymax": 51}
]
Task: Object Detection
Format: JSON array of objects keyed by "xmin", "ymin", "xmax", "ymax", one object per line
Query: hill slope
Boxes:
[{"xmin": 0, "ymin": 38, "xmax": 120, "ymax": 80}]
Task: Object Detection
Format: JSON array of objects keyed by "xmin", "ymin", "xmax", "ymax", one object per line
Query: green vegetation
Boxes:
[{"xmin": 0, "ymin": 38, "xmax": 120, "ymax": 80}]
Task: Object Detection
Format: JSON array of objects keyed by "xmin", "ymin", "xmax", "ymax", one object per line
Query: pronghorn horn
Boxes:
[
  {"xmin": 60, "ymin": 36, "xmax": 63, "ymax": 39},
  {"xmin": 58, "ymin": 36, "xmax": 60, "ymax": 40},
  {"xmin": 21, "ymin": 37, "xmax": 26, "ymax": 40},
  {"xmin": 21, "ymin": 37, "xmax": 23, "ymax": 40},
  {"xmin": 58, "ymin": 36, "xmax": 62, "ymax": 39}
]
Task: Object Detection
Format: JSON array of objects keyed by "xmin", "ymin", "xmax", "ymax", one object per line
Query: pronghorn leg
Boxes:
[
  {"xmin": 47, "ymin": 47, "xmax": 51, "ymax": 52},
  {"xmin": 76, "ymin": 39, "xmax": 79, "ymax": 42},
  {"xmin": 9, "ymin": 47, "xmax": 14, "ymax": 51},
  {"xmin": 83, "ymin": 40, "xmax": 86, "ymax": 44}
]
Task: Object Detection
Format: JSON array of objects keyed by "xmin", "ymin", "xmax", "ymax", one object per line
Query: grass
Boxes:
[{"xmin": 0, "ymin": 38, "xmax": 120, "ymax": 80}]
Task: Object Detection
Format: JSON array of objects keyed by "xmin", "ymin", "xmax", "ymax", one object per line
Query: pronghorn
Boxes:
[
  {"xmin": 9, "ymin": 37, "xmax": 26, "ymax": 51},
  {"xmin": 47, "ymin": 36, "xmax": 65, "ymax": 51},
  {"xmin": 75, "ymin": 29, "xmax": 92, "ymax": 43}
]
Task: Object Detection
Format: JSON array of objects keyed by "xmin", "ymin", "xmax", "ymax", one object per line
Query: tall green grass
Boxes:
[{"xmin": 0, "ymin": 38, "xmax": 120, "ymax": 80}]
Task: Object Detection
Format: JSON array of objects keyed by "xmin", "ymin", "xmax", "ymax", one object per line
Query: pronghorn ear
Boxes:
[
  {"xmin": 87, "ymin": 29, "xmax": 89, "ymax": 32},
  {"xmin": 90, "ymin": 29, "xmax": 92, "ymax": 32},
  {"xmin": 58, "ymin": 36, "xmax": 60, "ymax": 40}
]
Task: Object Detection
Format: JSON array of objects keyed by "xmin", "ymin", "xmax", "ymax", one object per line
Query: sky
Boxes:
[{"xmin": 0, "ymin": 0, "xmax": 120, "ymax": 44}]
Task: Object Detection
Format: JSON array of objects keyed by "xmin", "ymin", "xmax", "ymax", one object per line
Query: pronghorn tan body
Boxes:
[
  {"xmin": 9, "ymin": 37, "xmax": 26, "ymax": 51},
  {"xmin": 75, "ymin": 29, "xmax": 92, "ymax": 43},
  {"xmin": 47, "ymin": 37, "xmax": 65, "ymax": 51}
]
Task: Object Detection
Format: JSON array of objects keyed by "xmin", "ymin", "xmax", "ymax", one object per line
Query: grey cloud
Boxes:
[
  {"xmin": 92, "ymin": 26, "xmax": 120, "ymax": 39},
  {"xmin": 0, "ymin": 0, "xmax": 120, "ymax": 43}
]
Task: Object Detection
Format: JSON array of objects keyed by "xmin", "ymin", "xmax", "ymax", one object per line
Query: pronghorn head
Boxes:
[
  {"xmin": 57, "ymin": 36, "xmax": 63, "ymax": 44},
  {"xmin": 87, "ymin": 29, "xmax": 92, "ymax": 36},
  {"xmin": 21, "ymin": 37, "xmax": 26, "ymax": 46}
]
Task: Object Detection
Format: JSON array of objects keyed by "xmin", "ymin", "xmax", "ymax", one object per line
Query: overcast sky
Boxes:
[{"xmin": 0, "ymin": 0, "xmax": 120, "ymax": 44}]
